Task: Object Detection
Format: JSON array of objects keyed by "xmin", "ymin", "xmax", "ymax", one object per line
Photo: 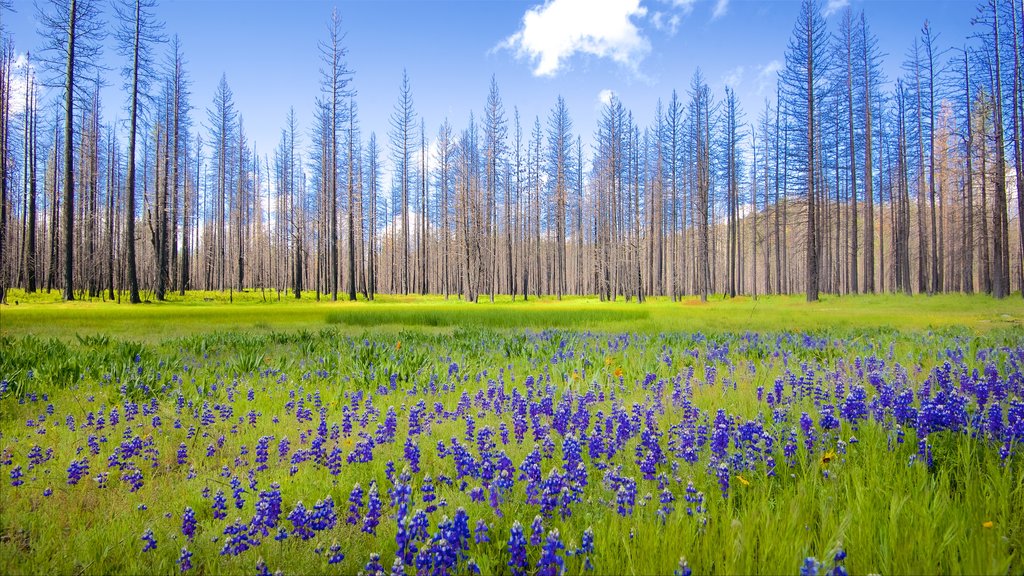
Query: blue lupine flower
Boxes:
[
  {"xmin": 212, "ymin": 489, "xmax": 227, "ymax": 520},
  {"xmin": 801, "ymin": 556, "xmax": 820, "ymax": 576},
  {"xmin": 508, "ymin": 520, "xmax": 530, "ymax": 576},
  {"xmin": 530, "ymin": 515, "xmax": 544, "ymax": 546},
  {"xmin": 220, "ymin": 519, "xmax": 259, "ymax": 556},
  {"xmin": 474, "ymin": 519, "xmax": 490, "ymax": 543},
  {"xmin": 182, "ymin": 507, "xmax": 196, "ymax": 540},
  {"xmin": 66, "ymin": 458, "xmax": 89, "ymax": 486},
  {"xmin": 347, "ymin": 483, "xmax": 364, "ymax": 525},
  {"xmin": 328, "ymin": 543, "xmax": 344, "ymax": 564},
  {"xmin": 362, "ymin": 482, "xmax": 382, "ymax": 535},
  {"xmin": 178, "ymin": 547, "xmax": 192, "ymax": 572},
  {"xmin": 10, "ymin": 465, "xmax": 24, "ymax": 487},
  {"xmin": 141, "ymin": 529, "xmax": 157, "ymax": 552},
  {"xmin": 537, "ymin": 529, "xmax": 565, "ymax": 576},
  {"xmin": 363, "ymin": 552, "xmax": 384, "ymax": 574}
]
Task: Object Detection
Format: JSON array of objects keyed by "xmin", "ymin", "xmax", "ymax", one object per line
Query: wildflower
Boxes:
[
  {"xmin": 363, "ymin": 552, "xmax": 384, "ymax": 574},
  {"xmin": 328, "ymin": 543, "xmax": 344, "ymax": 564},
  {"xmin": 800, "ymin": 556, "xmax": 820, "ymax": 576},
  {"xmin": 362, "ymin": 482, "xmax": 382, "ymax": 535},
  {"xmin": 982, "ymin": 521, "xmax": 994, "ymax": 528},
  {"xmin": 182, "ymin": 507, "xmax": 196, "ymax": 540},
  {"xmin": 212, "ymin": 489, "xmax": 227, "ymax": 520},
  {"xmin": 121, "ymin": 467, "xmax": 144, "ymax": 492},
  {"xmin": 221, "ymin": 519, "xmax": 259, "ymax": 556},
  {"xmin": 508, "ymin": 520, "xmax": 530, "ymax": 576},
  {"xmin": 347, "ymin": 483, "xmax": 364, "ymax": 525},
  {"xmin": 141, "ymin": 529, "xmax": 157, "ymax": 552},
  {"xmin": 716, "ymin": 463, "xmax": 730, "ymax": 499},
  {"xmin": 178, "ymin": 547, "xmax": 192, "ymax": 572},
  {"xmin": 674, "ymin": 557, "xmax": 692, "ymax": 576},
  {"xmin": 67, "ymin": 458, "xmax": 89, "ymax": 486},
  {"xmin": 537, "ymin": 529, "xmax": 565, "ymax": 576},
  {"xmin": 529, "ymin": 515, "xmax": 545, "ymax": 546},
  {"xmin": 737, "ymin": 474, "xmax": 750, "ymax": 486},
  {"xmin": 474, "ymin": 519, "xmax": 490, "ymax": 544},
  {"xmin": 10, "ymin": 465, "xmax": 24, "ymax": 487}
]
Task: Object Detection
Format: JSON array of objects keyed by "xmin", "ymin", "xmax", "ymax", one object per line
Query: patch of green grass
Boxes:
[{"xmin": 1, "ymin": 290, "xmax": 1020, "ymax": 342}]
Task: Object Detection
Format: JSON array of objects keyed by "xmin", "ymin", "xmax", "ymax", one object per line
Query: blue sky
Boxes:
[{"xmin": 3, "ymin": 0, "xmax": 979, "ymax": 166}]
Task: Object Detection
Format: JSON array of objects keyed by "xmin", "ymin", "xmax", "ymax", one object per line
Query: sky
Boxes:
[{"xmin": 1, "ymin": 0, "xmax": 982, "ymax": 172}]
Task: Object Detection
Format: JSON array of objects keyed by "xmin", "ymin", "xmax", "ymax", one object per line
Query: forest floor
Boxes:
[{"xmin": 1, "ymin": 290, "xmax": 1021, "ymax": 340}]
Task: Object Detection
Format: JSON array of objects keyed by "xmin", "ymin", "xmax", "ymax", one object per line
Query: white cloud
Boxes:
[
  {"xmin": 649, "ymin": 10, "xmax": 682, "ymax": 35},
  {"xmin": 721, "ymin": 65, "xmax": 744, "ymax": 89},
  {"xmin": 755, "ymin": 60, "xmax": 782, "ymax": 97},
  {"xmin": 500, "ymin": 0, "xmax": 650, "ymax": 77},
  {"xmin": 712, "ymin": 0, "xmax": 729, "ymax": 20},
  {"xmin": 7, "ymin": 53, "xmax": 35, "ymax": 117},
  {"xmin": 822, "ymin": 0, "xmax": 849, "ymax": 17},
  {"xmin": 662, "ymin": 0, "xmax": 697, "ymax": 15},
  {"xmin": 597, "ymin": 88, "xmax": 616, "ymax": 109}
]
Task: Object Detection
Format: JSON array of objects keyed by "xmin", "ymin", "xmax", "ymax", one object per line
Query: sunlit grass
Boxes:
[{"xmin": 1, "ymin": 290, "xmax": 1020, "ymax": 342}]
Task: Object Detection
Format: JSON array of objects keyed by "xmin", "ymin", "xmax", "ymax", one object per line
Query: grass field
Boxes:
[
  {"xmin": 2, "ymin": 289, "xmax": 1021, "ymax": 341},
  {"xmin": 0, "ymin": 293, "xmax": 1022, "ymax": 575}
]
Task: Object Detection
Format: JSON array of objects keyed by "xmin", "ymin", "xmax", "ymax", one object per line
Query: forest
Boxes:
[{"xmin": 0, "ymin": 0, "xmax": 1022, "ymax": 305}]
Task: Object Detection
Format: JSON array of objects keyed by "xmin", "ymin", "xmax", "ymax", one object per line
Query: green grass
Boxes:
[
  {"xmin": 1, "ymin": 289, "xmax": 1021, "ymax": 342},
  {"xmin": 0, "ymin": 294, "xmax": 1021, "ymax": 575}
]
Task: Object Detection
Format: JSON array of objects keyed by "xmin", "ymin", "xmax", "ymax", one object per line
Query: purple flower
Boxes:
[
  {"xmin": 178, "ymin": 547, "xmax": 192, "ymax": 572},
  {"xmin": 801, "ymin": 557, "xmax": 820, "ymax": 576},
  {"xmin": 347, "ymin": 483, "xmax": 364, "ymax": 525},
  {"xmin": 10, "ymin": 465, "xmax": 24, "ymax": 487},
  {"xmin": 141, "ymin": 529, "xmax": 157, "ymax": 552},
  {"xmin": 212, "ymin": 489, "xmax": 227, "ymax": 520},
  {"xmin": 529, "ymin": 515, "xmax": 544, "ymax": 546},
  {"xmin": 508, "ymin": 520, "xmax": 530, "ymax": 576},
  {"xmin": 537, "ymin": 529, "xmax": 565, "ymax": 576},
  {"xmin": 474, "ymin": 519, "xmax": 490, "ymax": 544},
  {"xmin": 66, "ymin": 458, "xmax": 89, "ymax": 486},
  {"xmin": 404, "ymin": 436, "xmax": 421, "ymax": 473},
  {"xmin": 327, "ymin": 543, "xmax": 344, "ymax": 564},
  {"xmin": 363, "ymin": 552, "xmax": 384, "ymax": 574},
  {"xmin": 182, "ymin": 507, "xmax": 196, "ymax": 540},
  {"xmin": 363, "ymin": 482, "xmax": 382, "ymax": 535},
  {"xmin": 220, "ymin": 519, "xmax": 259, "ymax": 556}
]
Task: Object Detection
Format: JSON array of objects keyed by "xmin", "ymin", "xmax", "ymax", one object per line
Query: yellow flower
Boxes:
[
  {"xmin": 605, "ymin": 356, "xmax": 613, "ymax": 366},
  {"xmin": 613, "ymin": 367, "xmax": 623, "ymax": 378},
  {"xmin": 396, "ymin": 341, "xmax": 402, "ymax": 351},
  {"xmin": 982, "ymin": 521, "xmax": 994, "ymax": 529},
  {"xmin": 820, "ymin": 451, "xmax": 837, "ymax": 466},
  {"xmin": 737, "ymin": 475, "xmax": 750, "ymax": 486}
]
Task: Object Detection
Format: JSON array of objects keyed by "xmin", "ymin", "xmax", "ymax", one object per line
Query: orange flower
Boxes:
[
  {"xmin": 613, "ymin": 367, "xmax": 623, "ymax": 378},
  {"xmin": 396, "ymin": 341, "xmax": 402, "ymax": 351}
]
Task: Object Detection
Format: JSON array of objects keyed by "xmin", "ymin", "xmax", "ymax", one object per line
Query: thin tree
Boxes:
[
  {"xmin": 781, "ymin": 0, "xmax": 829, "ymax": 302},
  {"xmin": 389, "ymin": 70, "xmax": 415, "ymax": 295},
  {"xmin": 37, "ymin": 0, "xmax": 105, "ymax": 301},
  {"xmin": 115, "ymin": 0, "xmax": 164, "ymax": 303}
]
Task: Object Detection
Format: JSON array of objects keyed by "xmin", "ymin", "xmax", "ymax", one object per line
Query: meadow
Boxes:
[{"xmin": 0, "ymin": 293, "xmax": 1022, "ymax": 575}]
